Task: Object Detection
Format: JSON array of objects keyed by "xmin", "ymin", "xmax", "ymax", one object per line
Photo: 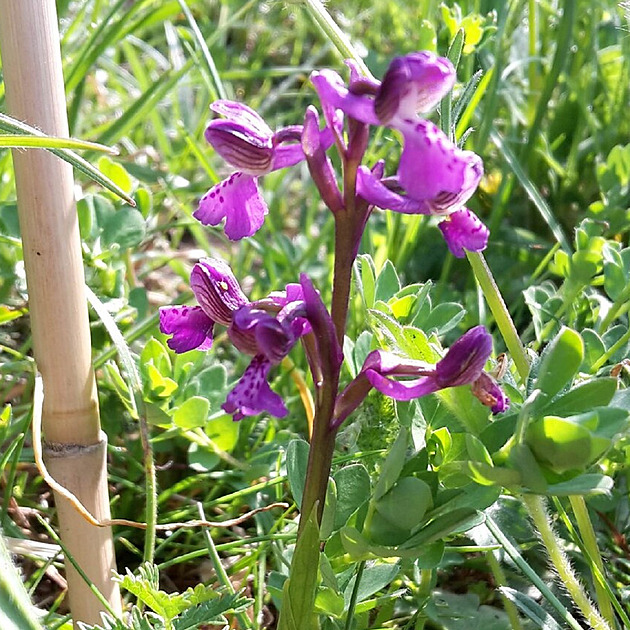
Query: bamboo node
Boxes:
[{"xmin": 43, "ymin": 433, "xmax": 106, "ymax": 457}]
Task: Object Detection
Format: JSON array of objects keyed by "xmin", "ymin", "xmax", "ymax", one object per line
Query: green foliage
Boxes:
[
  {"xmin": 78, "ymin": 563, "xmax": 250, "ymax": 630},
  {"xmin": 3, "ymin": 1, "xmax": 630, "ymax": 629}
]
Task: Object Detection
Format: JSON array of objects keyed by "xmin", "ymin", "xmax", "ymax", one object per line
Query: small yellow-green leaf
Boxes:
[{"xmin": 171, "ymin": 396, "xmax": 209, "ymax": 429}]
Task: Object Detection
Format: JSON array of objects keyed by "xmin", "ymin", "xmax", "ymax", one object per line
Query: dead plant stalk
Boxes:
[{"xmin": 0, "ymin": 0, "xmax": 122, "ymax": 624}]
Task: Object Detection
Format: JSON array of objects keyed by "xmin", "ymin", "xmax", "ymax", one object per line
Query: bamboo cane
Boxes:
[{"xmin": 0, "ymin": 1, "xmax": 122, "ymax": 624}]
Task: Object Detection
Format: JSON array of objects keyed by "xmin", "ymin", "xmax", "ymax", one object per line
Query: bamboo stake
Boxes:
[{"xmin": 0, "ymin": 1, "xmax": 122, "ymax": 624}]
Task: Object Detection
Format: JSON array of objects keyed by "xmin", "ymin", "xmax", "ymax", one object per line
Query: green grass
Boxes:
[{"xmin": 2, "ymin": 1, "xmax": 630, "ymax": 628}]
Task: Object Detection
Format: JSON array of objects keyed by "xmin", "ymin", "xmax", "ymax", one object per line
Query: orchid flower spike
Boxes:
[
  {"xmin": 312, "ymin": 52, "xmax": 489, "ymax": 257},
  {"xmin": 333, "ymin": 326, "xmax": 508, "ymax": 427},
  {"xmin": 195, "ymin": 100, "xmax": 333, "ymax": 240}
]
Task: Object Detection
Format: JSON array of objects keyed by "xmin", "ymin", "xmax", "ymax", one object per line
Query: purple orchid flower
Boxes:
[
  {"xmin": 310, "ymin": 52, "xmax": 455, "ymax": 126},
  {"xmin": 194, "ymin": 100, "xmax": 334, "ymax": 240},
  {"xmin": 311, "ymin": 52, "xmax": 489, "ymax": 257},
  {"xmin": 333, "ymin": 326, "xmax": 508, "ymax": 427},
  {"xmin": 159, "ymin": 258, "xmax": 337, "ymax": 422},
  {"xmin": 158, "ymin": 257, "xmax": 248, "ymax": 353}
]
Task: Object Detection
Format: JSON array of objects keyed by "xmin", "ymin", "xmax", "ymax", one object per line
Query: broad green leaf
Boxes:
[
  {"xmin": 527, "ymin": 416, "xmax": 593, "ymax": 474},
  {"xmin": 98, "ymin": 156, "xmax": 134, "ymax": 194},
  {"xmin": 314, "ymin": 586, "xmax": 344, "ymax": 618},
  {"xmin": 422, "ymin": 302, "xmax": 465, "ymax": 335},
  {"xmin": 374, "ymin": 477, "xmax": 433, "ymax": 530},
  {"xmin": 286, "ymin": 439, "xmax": 310, "ymax": 508},
  {"xmin": 401, "ymin": 508, "xmax": 484, "ymax": 549},
  {"xmin": 204, "ymin": 413, "xmax": 239, "ymax": 453},
  {"xmin": 467, "ymin": 460, "xmax": 522, "ymax": 488},
  {"xmin": 355, "ymin": 254, "xmax": 376, "ymax": 309},
  {"xmin": 373, "ymin": 427, "xmax": 408, "ymax": 501},
  {"xmin": 416, "ymin": 20, "xmax": 437, "ymax": 51},
  {"xmin": 399, "ymin": 326, "xmax": 437, "ymax": 362},
  {"xmin": 374, "ymin": 260, "xmax": 401, "ymax": 303},
  {"xmin": 545, "ymin": 474, "xmax": 614, "ymax": 496},
  {"xmin": 544, "ymin": 377, "xmax": 617, "ymax": 416},
  {"xmin": 333, "ymin": 464, "xmax": 371, "ymax": 530},
  {"xmin": 343, "ymin": 561, "xmax": 400, "ymax": 608},
  {"xmin": 171, "ymin": 396, "xmax": 209, "ymax": 429},
  {"xmin": 320, "ymin": 479, "xmax": 337, "ymax": 540},
  {"xmin": 117, "ymin": 564, "xmax": 185, "ymax": 621},
  {"xmin": 534, "ymin": 327, "xmax": 583, "ymax": 398},
  {"xmin": 144, "ymin": 363, "xmax": 177, "ymax": 397},
  {"xmin": 581, "ymin": 328, "xmax": 606, "ymax": 371},
  {"xmin": 187, "ymin": 443, "xmax": 219, "ymax": 472},
  {"xmin": 141, "ymin": 338, "xmax": 172, "ymax": 376},
  {"xmin": 101, "ymin": 207, "xmax": 146, "ymax": 250}
]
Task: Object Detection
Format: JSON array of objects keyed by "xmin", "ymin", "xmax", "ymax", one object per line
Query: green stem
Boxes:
[
  {"xmin": 522, "ymin": 494, "xmax": 611, "ymax": 630},
  {"xmin": 532, "ymin": 285, "xmax": 581, "ymax": 351},
  {"xmin": 139, "ymin": 413, "xmax": 157, "ymax": 564},
  {"xmin": 568, "ymin": 496, "xmax": 616, "ymax": 628},
  {"xmin": 527, "ymin": 0, "xmax": 538, "ymax": 120},
  {"xmin": 599, "ymin": 295, "xmax": 630, "ymax": 335},
  {"xmin": 344, "ymin": 561, "xmax": 366, "ymax": 630},
  {"xmin": 591, "ymin": 326, "xmax": 630, "ymax": 373},
  {"xmin": 486, "ymin": 513, "xmax": 584, "ymax": 630},
  {"xmin": 485, "ymin": 551, "xmax": 523, "ymax": 630},
  {"xmin": 301, "ymin": 0, "xmax": 373, "ymax": 78},
  {"xmin": 466, "ymin": 251, "xmax": 530, "ymax": 381},
  {"xmin": 196, "ymin": 503, "xmax": 253, "ymax": 629}
]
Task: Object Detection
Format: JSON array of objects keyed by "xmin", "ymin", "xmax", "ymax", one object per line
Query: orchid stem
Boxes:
[{"xmin": 466, "ymin": 251, "xmax": 530, "ymax": 381}]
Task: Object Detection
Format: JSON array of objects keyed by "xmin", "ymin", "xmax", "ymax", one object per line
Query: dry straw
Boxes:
[{"xmin": 0, "ymin": 0, "xmax": 121, "ymax": 624}]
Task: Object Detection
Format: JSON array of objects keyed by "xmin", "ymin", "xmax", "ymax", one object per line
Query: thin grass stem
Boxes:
[{"xmin": 466, "ymin": 251, "xmax": 530, "ymax": 381}]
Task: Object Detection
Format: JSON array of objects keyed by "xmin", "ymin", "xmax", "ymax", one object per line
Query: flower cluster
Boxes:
[
  {"xmin": 195, "ymin": 51, "xmax": 489, "ymax": 256},
  {"xmin": 160, "ymin": 258, "xmax": 315, "ymax": 420},
  {"xmin": 160, "ymin": 259, "xmax": 507, "ymax": 423},
  {"xmin": 159, "ymin": 51, "xmax": 507, "ymax": 426}
]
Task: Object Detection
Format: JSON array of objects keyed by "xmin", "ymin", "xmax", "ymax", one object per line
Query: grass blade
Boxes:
[
  {"xmin": 490, "ymin": 128, "xmax": 571, "ymax": 253},
  {"xmin": 485, "ymin": 513, "xmax": 585, "ymax": 630}
]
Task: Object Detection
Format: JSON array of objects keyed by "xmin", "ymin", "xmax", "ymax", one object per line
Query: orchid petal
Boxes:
[
  {"xmin": 209, "ymin": 100, "xmax": 273, "ymax": 138},
  {"xmin": 205, "ymin": 119, "xmax": 273, "ymax": 175},
  {"xmin": 396, "ymin": 120, "xmax": 483, "ymax": 213},
  {"xmin": 375, "ymin": 52, "xmax": 456, "ymax": 123},
  {"xmin": 222, "ymin": 355, "xmax": 288, "ymax": 421},
  {"xmin": 190, "ymin": 258, "xmax": 248, "ymax": 325},
  {"xmin": 194, "ymin": 172, "xmax": 268, "ymax": 240},
  {"xmin": 365, "ymin": 369, "xmax": 439, "ymax": 401},
  {"xmin": 300, "ymin": 274, "xmax": 343, "ymax": 376},
  {"xmin": 439, "ymin": 208, "xmax": 489, "ymax": 257},
  {"xmin": 472, "ymin": 372, "xmax": 510, "ymax": 414},
  {"xmin": 356, "ymin": 165, "xmax": 430, "ymax": 214},
  {"xmin": 311, "ymin": 69, "xmax": 379, "ymax": 125},
  {"xmin": 159, "ymin": 305, "xmax": 213, "ymax": 353},
  {"xmin": 435, "ymin": 325, "xmax": 492, "ymax": 387},
  {"xmin": 270, "ymin": 143, "xmax": 308, "ymax": 171}
]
